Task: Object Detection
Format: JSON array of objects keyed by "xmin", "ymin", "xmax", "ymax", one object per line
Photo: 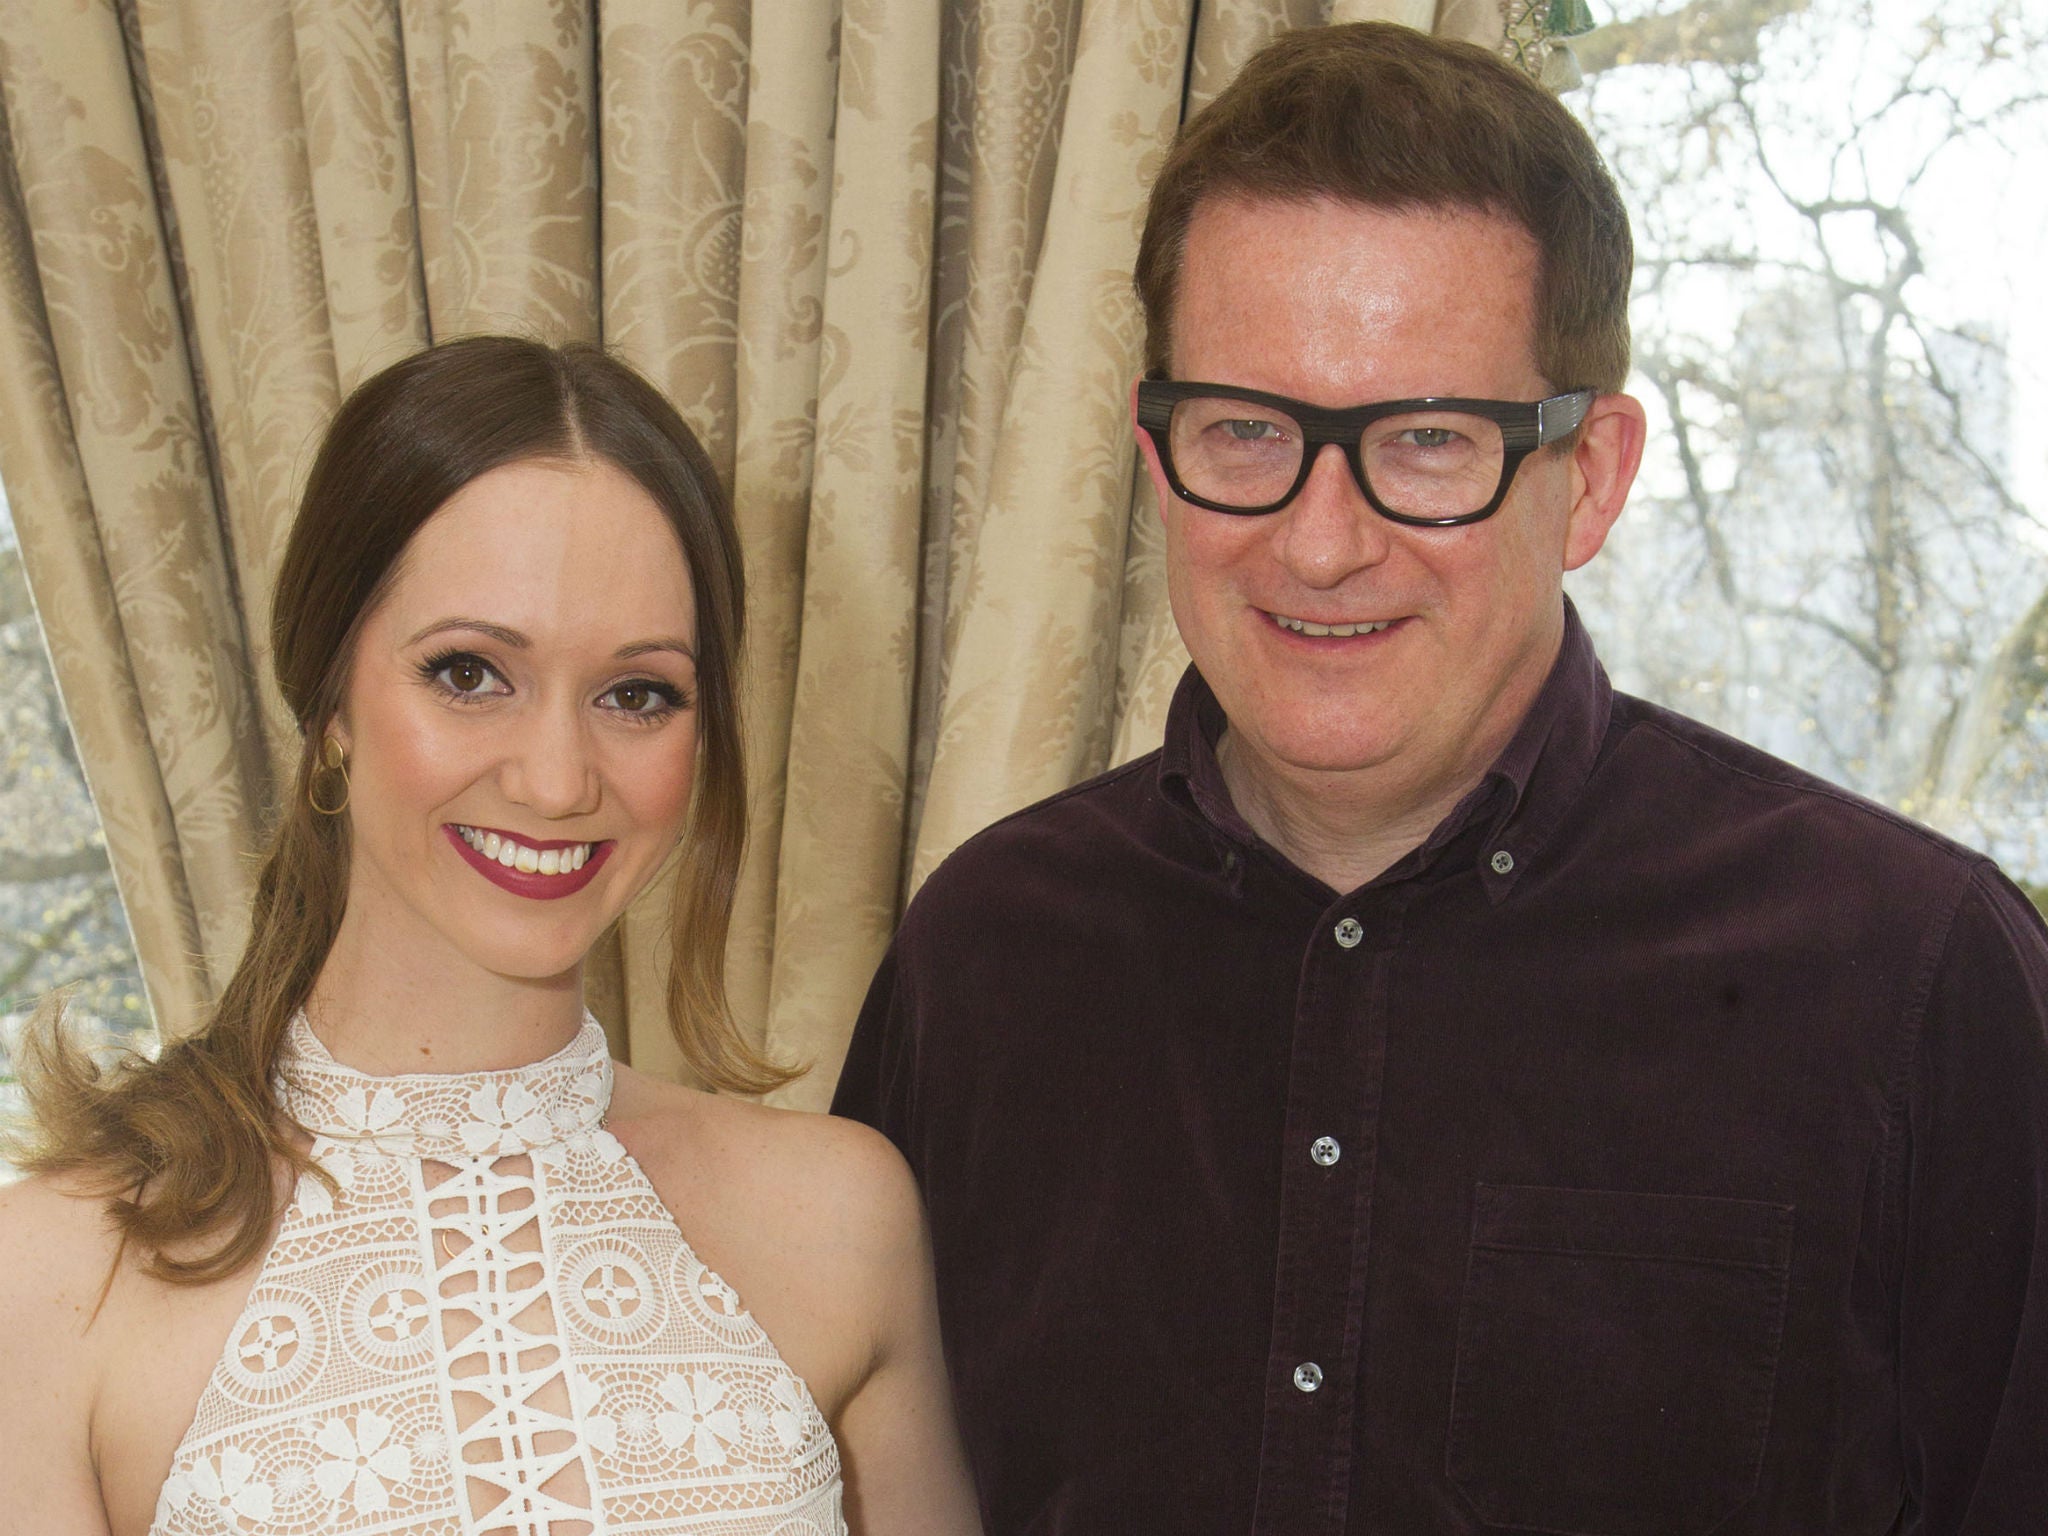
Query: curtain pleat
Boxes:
[
  {"xmin": 0, "ymin": 0, "xmax": 1510, "ymax": 1104},
  {"xmin": 719, "ymin": 3, "xmax": 837, "ymax": 1080},
  {"xmin": 905, "ymin": 0, "xmax": 1190, "ymax": 893},
  {"xmin": 402, "ymin": 0, "xmax": 601, "ymax": 339},
  {"xmin": 0, "ymin": 0, "xmax": 269, "ymax": 1030},
  {"xmin": 762, "ymin": 0, "xmax": 942, "ymax": 1096},
  {"xmin": 0, "ymin": 81, "xmax": 217, "ymax": 1030},
  {"xmin": 131, "ymin": 0, "xmax": 337, "ymax": 787},
  {"xmin": 289, "ymin": 0, "xmax": 430, "ymax": 387}
]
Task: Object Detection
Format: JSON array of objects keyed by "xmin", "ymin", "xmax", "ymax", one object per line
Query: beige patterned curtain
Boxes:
[{"xmin": 0, "ymin": 0, "xmax": 1515, "ymax": 1111}]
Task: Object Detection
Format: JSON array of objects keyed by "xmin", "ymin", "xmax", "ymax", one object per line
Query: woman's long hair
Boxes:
[{"xmin": 10, "ymin": 336, "xmax": 793, "ymax": 1283}]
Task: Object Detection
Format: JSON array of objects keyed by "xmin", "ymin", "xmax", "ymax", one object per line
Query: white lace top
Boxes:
[{"xmin": 148, "ymin": 1015, "xmax": 846, "ymax": 1536}]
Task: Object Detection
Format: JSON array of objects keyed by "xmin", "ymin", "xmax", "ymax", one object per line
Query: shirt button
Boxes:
[
  {"xmin": 1293, "ymin": 1361, "xmax": 1324, "ymax": 1393},
  {"xmin": 1333, "ymin": 916, "xmax": 1364, "ymax": 948},
  {"xmin": 1489, "ymin": 849, "xmax": 1515, "ymax": 874},
  {"xmin": 1310, "ymin": 1136, "xmax": 1341, "ymax": 1166}
]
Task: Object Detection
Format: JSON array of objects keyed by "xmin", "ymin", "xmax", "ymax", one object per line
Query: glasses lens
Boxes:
[
  {"xmin": 1168, "ymin": 395, "xmax": 1306, "ymax": 510},
  {"xmin": 1361, "ymin": 410, "xmax": 1506, "ymax": 522}
]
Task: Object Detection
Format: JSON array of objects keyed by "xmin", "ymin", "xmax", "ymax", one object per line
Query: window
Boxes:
[
  {"xmin": 0, "ymin": 478, "xmax": 150, "ymax": 1164},
  {"xmin": 1565, "ymin": 0, "xmax": 2048, "ymax": 900}
]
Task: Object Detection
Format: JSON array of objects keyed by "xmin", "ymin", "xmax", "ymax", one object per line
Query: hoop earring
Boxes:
[{"xmin": 309, "ymin": 734, "xmax": 350, "ymax": 816}]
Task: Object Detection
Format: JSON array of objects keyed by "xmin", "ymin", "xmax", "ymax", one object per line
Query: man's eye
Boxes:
[
  {"xmin": 1403, "ymin": 427, "xmax": 1462, "ymax": 449},
  {"xmin": 1224, "ymin": 419, "xmax": 1280, "ymax": 441}
]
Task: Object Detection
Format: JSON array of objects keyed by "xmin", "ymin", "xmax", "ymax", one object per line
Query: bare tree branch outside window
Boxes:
[{"xmin": 1567, "ymin": 0, "xmax": 2048, "ymax": 904}]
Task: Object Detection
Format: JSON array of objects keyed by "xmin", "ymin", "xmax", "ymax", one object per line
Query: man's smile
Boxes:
[{"xmin": 1265, "ymin": 610, "xmax": 1398, "ymax": 638}]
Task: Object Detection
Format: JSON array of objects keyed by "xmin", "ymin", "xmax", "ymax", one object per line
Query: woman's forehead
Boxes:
[{"xmin": 375, "ymin": 458, "xmax": 697, "ymax": 648}]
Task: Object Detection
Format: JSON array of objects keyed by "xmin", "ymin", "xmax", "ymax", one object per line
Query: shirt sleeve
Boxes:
[
  {"xmin": 1900, "ymin": 862, "xmax": 2048, "ymax": 1533},
  {"xmin": 830, "ymin": 940, "xmax": 917, "ymax": 1157}
]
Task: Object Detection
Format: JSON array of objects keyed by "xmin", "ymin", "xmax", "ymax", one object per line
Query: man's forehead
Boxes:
[
  {"xmin": 1169, "ymin": 194, "xmax": 1545, "ymax": 390},
  {"xmin": 1181, "ymin": 190, "xmax": 1536, "ymax": 267}
]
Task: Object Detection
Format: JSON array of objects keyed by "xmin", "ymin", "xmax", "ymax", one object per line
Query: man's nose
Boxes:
[
  {"xmin": 1273, "ymin": 442, "xmax": 1392, "ymax": 586},
  {"xmin": 501, "ymin": 704, "xmax": 601, "ymax": 818}
]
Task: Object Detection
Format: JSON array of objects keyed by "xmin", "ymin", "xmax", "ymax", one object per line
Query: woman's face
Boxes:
[{"xmin": 329, "ymin": 455, "xmax": 702, "ymax": 987}]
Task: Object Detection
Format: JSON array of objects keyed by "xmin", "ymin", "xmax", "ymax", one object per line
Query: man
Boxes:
[{"xmin": 833, "ymin": 22, "xmax": 2048, "ymax": 1535}]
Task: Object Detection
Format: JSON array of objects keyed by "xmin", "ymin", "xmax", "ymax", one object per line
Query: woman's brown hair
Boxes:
[{"xmin": 11, "ymin": 335, "xmax": 793, "ymax": 1283}]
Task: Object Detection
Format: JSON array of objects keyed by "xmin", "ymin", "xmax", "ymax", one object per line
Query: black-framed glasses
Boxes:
[{"xmin": 1135, "ymin": 379, "xmax": 1595, "ymax": 526}]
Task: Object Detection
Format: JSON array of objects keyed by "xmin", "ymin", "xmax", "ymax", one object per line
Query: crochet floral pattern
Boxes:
[{"xmin": 148, "ymin": 1015, "xmax": 843, "ymax": 1535}]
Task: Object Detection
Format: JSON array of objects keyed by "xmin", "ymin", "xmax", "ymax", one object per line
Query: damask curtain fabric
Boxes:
[{"xmin": 0, "ymin": 0, "xmax": 1512, "ymax": 1110}]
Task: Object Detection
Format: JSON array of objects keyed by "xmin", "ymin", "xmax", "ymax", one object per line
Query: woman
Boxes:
[{"xmin": 0, "ymin": 337, "xmax": 980, "ymax": 1535}]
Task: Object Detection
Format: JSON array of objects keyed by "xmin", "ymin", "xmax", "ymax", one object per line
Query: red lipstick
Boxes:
[{"xmin": 444, "ymin": 824, "xmax": 612, "ymax": 900}]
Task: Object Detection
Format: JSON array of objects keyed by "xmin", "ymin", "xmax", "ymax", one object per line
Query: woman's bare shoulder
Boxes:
[
  {"xmin": 0, "ymin": 1171, "xmax": 133, "ymax": 1405},
  {"xmin": 609, "ymin": 1066, "xmax": 922, "ymax": 1250},
  {"xmin": 610, "ymin": 1086, "xmax": 979, "ymax": 1528},
  {"xmin": 606, "ymin": 1067, "xmax": 928, "ymax": 1414},
  {"xmin": 0, "ymin": 1169, "xmax": 126, "ymax": 1329}
]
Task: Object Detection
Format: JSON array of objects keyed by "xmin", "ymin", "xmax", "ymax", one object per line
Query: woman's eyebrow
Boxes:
[
  {"xmin": 404, "ymin": 617, "xmax": 527, "ymax": 649},
  {"xmin": 403, "ymin": 618, "xmax": 693, "ymax": 663},
  {"xmin": 615, "ymin": 638, "xmax": 697, "ymax": 662}
]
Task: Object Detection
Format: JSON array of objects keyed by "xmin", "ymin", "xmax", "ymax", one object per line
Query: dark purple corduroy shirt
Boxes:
[{"xmin": 832, "ymin": 606, "xmax": 2048, "ymax": 1536}]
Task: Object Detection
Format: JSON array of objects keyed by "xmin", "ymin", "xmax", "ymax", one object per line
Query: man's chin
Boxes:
[{"xmin": 1222, "ymin": 717, "xmax": 1411, "ymax": 783}]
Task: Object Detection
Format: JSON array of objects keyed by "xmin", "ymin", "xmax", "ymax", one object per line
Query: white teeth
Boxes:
[
  {"xmin": 454, "ymin": 825, "xmax": 594, "ymax": 877},
  {"xmin": 1273, "ymin": 614, "xmax": 1392, "ymax": 638}
]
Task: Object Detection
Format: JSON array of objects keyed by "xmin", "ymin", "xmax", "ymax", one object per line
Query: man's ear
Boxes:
[
  {"xmin": 1562, "ymin": 391, "xmax": 1647, "ymax": 571},
  {"xmin": 1131, "ymin": 379, "xmax": 1175, "ymax": 524}
]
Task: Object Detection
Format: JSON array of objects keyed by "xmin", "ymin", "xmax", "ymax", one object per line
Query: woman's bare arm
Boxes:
[
  {"xmin": 822, "ymin": 1127, "xmax": 980, "ymax": 1536},
  {"xmin": 0, "ymin": 1175, "xmax": 116, "ymax": 1536}
]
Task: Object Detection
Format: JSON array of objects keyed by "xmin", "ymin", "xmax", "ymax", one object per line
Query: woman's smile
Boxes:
[{"xmin": 444, "ymin": 823, "xmax": 614, "ymax": 898}]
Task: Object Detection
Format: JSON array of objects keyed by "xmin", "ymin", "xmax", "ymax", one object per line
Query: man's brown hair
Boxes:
[{"xmin": 1135, "ymin": 22, "xmax": 1633, "ymax": 394}]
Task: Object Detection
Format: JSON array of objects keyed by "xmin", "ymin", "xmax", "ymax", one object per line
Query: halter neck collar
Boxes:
[{"xmin": 277, "ymin": 1012, "xmax": 613, "ymax": 1160}]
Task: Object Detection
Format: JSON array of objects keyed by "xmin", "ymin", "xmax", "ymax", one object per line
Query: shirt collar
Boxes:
[{"xmin": 1157, "ymin": 599, "xmax": 1613, "ymax": 900}]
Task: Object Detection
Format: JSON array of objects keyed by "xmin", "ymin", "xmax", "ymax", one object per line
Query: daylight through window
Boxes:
[{"xmin": 1566, "ymin": 0, "xmax": 2048, "ymax": 903}]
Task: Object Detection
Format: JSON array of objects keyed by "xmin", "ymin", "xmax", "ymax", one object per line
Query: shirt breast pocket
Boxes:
[{"xmin": 1446, "ymin": 1182, "xmax": 1795, "ymax": 1536}]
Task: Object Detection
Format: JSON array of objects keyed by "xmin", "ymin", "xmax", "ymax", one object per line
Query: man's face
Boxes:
[{"xmin": 1140, "ymin": 195, "xmax": 1622, "ymax": 810}]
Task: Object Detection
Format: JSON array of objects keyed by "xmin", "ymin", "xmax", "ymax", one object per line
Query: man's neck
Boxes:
[{"xmin": 1214, "ymin": 731, "xmax": 1490, "ymax": 895}]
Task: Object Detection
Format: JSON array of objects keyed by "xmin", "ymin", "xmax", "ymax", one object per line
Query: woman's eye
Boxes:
[
  {"xmin": 421, "ymin": 652, "xmax": 506, "ymax": 697},
  {"xmin": 604, "ymin": 680, "xmax": 681, "ymax": 716}
]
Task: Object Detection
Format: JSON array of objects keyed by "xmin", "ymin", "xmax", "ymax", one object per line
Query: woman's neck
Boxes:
[{"xmin": 303, "ymin": 905, "xmax": 586, "ymax": 1076}]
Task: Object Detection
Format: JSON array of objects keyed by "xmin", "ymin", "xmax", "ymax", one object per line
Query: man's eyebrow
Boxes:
[{"xmin": 403, "ymin": 619, "xmax": 694, "ymax": 663}]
